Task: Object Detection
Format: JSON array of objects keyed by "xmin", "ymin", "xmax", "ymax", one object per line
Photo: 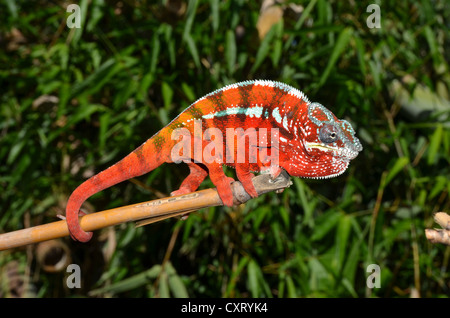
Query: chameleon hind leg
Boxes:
[
  {"xmin": 171, "ymin": 162, "xmax": 209, "ymax": 196},
  {"xmin": 171, "ymin": 161, "xmax": 234, "ymax": 209},
  {"xmin": 231, "ymin": 134, "xmax": 261, "ymax": 199},
  {"xmin": 235, "ymin": 163, "xmax": 258, "ymax": 198},
  {"xmin": 172, "ymin": 161, "xmax": 235, "ymax": 207},
  {"xmin": 205, "ymin": 162, "xmax": 235, "ymax": 206}
]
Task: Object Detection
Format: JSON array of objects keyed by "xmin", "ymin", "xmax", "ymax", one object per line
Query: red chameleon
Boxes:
[{"xmin": 66, "ymin": 80, "xmax": 362, "ymax": 242}]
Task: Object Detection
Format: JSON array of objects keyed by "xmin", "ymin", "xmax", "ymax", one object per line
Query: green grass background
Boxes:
[{"xmin": 0, "ymin": 0, "xmax": 449, "ymax": 297}]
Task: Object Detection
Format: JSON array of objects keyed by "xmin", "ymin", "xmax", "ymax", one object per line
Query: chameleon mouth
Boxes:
[
  {"xmin": 305, "ymin": 142, "xmax": 360, "ymax": 161},
  {"xmin": 307, "ymin": 162, "xmax": 349, "ymax": 179}
]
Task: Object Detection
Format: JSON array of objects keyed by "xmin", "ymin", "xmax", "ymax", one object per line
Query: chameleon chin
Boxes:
[{"xmin": 66, "ymin": 80, "xmax": 362, "ymax": 242}]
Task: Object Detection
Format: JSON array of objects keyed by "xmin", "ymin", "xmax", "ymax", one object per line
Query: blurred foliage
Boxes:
[{"xmin": 0, "ymin": 0, "xmax": 449, "ymax": 298}]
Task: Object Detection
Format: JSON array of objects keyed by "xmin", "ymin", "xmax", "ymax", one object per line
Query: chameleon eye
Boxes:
[{"xmin": 319, "ymin": 124, "xmax": 339, "ymax": 144}]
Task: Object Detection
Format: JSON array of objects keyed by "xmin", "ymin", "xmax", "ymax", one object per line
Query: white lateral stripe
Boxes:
[
  {"xmin": 245, "ymin": 106, "xmax": 264, "ymax": 118},
  {"xmin": 272, "ymin": 107, "xmax": 282, "ymax": 124},
  {"xmin": 282, "ymin": 116, "xmax": 289, "ymax": 130}
]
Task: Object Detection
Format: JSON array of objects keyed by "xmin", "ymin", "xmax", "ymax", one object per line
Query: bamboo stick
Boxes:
[
  {"xmin": 0, "ymin": 171, "xmax": 292, "ymax": 251},
  {"xmin": 425, "ymin": 212, "xmax": 450, "ymax": 246}
]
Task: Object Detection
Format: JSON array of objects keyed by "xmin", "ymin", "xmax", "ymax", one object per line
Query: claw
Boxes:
[{"xmin": 269, "ymin": 165, "xmax": 283, "ymax": 180}]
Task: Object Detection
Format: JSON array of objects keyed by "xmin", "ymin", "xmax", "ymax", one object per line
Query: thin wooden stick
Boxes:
[
  {"xmin": 425, "ymin": 212, "xmax": 450, "ymax": 246},
  {"xmin": 0, "ymin": 171, "xmax": 292, "ymax": 251}
]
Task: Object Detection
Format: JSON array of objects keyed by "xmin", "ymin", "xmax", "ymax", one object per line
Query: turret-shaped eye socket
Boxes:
[{"xmin": 319, "ymin": 124, "xmax": 339, "ymax": 144}]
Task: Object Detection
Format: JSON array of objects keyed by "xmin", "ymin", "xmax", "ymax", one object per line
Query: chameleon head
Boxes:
[{"xmin": 282, "ymin": 102, "xmax": 363, "ymax": 179}]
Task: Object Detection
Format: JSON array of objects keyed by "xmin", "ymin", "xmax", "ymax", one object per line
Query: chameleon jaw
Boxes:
[
  {"xmin": 306, "ymin": 161, "xmax": 349, "ymax": 179},
  {"xmin": 305, "ymin": 142, "xmax": 360, "ymax": 161}
]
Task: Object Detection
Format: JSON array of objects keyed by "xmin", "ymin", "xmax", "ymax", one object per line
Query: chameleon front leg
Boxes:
[
  {"xmin": 235, "ymin": 160, "xmax": 284, "ymax": 198},
  {"xmin": 234, "ymin": 141, "xmax": 281, "ymax": 198},
  {"xmin": 205, "ymin": 162, "xmax": 235, "ymax": 207},
  {"xmin": 235, "ymin": 163, "xmax": 258, "ymax": 198}
]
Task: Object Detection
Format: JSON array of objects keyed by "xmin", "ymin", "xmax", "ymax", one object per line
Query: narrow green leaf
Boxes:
[
  {"xmin": 317, "ymin": 27, "xmax": 353, "ymax": 87},
  {"xmin": 423, "ymin": 25, "xmax": 443, "ymax": 69},
  {"xmin": 89, "ymin": 265, "xmax": 162, "ymax": 296},
  {"xmin": 58, "ymin": 81, "xmax": 71, "ymax": 118},
  {"xmin": 271, "ymin": 222, "xmax": 283, "ymax": 254},
  {"xmin": 225, "ymin": 30, "xmax": 236, "ymax": 74},
  {"xmin": 311, "ymin": 211, "xmax": 341, "ymax": 241},
  {"xmin": 278, "ymin": 206, "xmax": 290, "ymax": 229},
  {"xmin": 309, "ymin": 257, "xmax": 331, "ymax": 292},
  {"xmin": 137, "ymin": 73, "xmax": 154, "ymax": 102},
  {"xmin": 427, "ymin": 124, "xmax": 443, "ymax": 165},
  {"xmin": 86, "ymin": 0, "xmax": 105, "ymax": 32},
  {"xmin": 181, "ymin": 82, "xmax": 195, "ymax": 101},
  {"xmin": 225, "ymin": 256, "xmax": 249, "ymax": 297},
  {"xmin": 210, "ymin": 0, "xmax": 219, "ymax": 33},
  {"xmin": 99, "ymin": 112, "xmax": 110, "ymax": 151},
  {"xmin": 429, "ymin": 176, "xmax": 448, "ymax": 200},
  {"xmin": 168, "ymin": 274, "xmax": 188, "ymax": 298},
  {"xmin": 354, "ymin": 36, "xmax": 367, "ymax": 77},
  {"xmin": 7, "ymin": 134, "xmax": 26, "ymax": 165},
  {"xmin": 250, "ymin": 22, "xmax": 278, "ymax": 74},
  {"xmin": 150, "ymin": 33, "xmax": 161, "ymax": 75},
  {"xmin": 296, "ymin": 0, "xmax": 317, "ymax": 29},
  {"xmin": 8, "ymin": 155, "xmax": 31, "ymax": 190},
  {"xmin": 317, "ymin": 0, "xmax": 329, "ymax": 25},
  {"xmin": 284, "ymin": 0, "xmax": 318, "ymax": 50},
  {"xmin": 335, "ymin": 215, "xmax": 352, "ymax": 271},
  {"xmin": 182, "ymin": 0, "xmax": 199, "ymax": 42},
  {"xmin": 382, "ymin": 219, "xmax": 412, "ymax": 251},
  {"xmin": 368, "ymin": 59, "xmax": 382, "ymax": 91},
  {"xmin": 162, "ymin": 81, "xmax": 174, "ymax": 110},
  {"xmin": 162, "ymin": 262, "xmax": 189, "ymax": 298},
  {"xmin": 247, "ymin": 260, "xmax": 260, "ymax": 297},
  {"xmin": 159, "ymin": 272, "xmax": 170, "ymax": 298},
  {"xmin": 341, "ymin": 237, "xmax": 361, "ymax": 288},
  {"xmin": 271, "ymin": 21, "xmax": 283, "ymax": 67},
  {"xmin": 70, "ymin": 0, "xmax": 88, "ymax": 46},
  {"xmin": 70, "ymin": 58, "xmax": 120, "ymax": 97},
  {"xmin": 158, "ymin": 107, "xmax": 169, "ymax": 126},
  {"xmin": 285, "ymin": 276, "xmax": 297, "ymax": 297},
  {"xmin": 341, "ymin": 278, "xmax": 358, "ymax": 298},
  {"xmin": 163, "ymin": 24, "xmax": 176, "ymax": 68},
  {"xmin": 277, "ymin": 277, "xmax": 285, "ymax": 298},
  {"xmin": 4, "ymin": 0, "xmax": 18, "ymax": 18},
  {"xmin": 382, "ymin": 157, "xmax": 409, "ymax": 188},
  {"xmin": 184, "ymin": 33, "xmax": 200, "ymax": 68},
  {"xmin": 48, "ymin": 104, "xmax": 106, "ymax": 143},
  {"xmin": 294, "ymin": 178, "xmax": 316, "ymax": 226}
]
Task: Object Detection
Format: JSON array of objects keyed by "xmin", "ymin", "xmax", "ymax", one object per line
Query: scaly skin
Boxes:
[{"xmin": 66, "ymin": 80, "xmax": 362, "ymax": 242}]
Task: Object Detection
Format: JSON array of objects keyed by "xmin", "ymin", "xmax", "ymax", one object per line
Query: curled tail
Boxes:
[{"xmin": 66, "ymin": 135, "xmax": 169, "ymax": 242}]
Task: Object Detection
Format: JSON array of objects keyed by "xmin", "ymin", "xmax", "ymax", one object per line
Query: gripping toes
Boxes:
[
  {"xmin": 215, "ymin": 181, "xmax": 234, "ymax": 206},
  {"xmin": 171, "ymin": 162, "xmax": 208, "ymax": 197},
  {"xmin": 207, "ymin": 164, "xmax": 235, "ymax": 206},
  {"xmin": 235, "ymin": 164, "xmax": 258, "ymax": 198}
]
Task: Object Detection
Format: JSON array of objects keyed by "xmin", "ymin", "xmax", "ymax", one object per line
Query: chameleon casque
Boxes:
[{"xmin": 66, "ymin": 80, "xmax": 362, "ymax": 242}]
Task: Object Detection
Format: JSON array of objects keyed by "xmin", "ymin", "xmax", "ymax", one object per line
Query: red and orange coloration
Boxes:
[{"xmin": 66, "ymin": 80, "xmax": 362, "ymax": 242}]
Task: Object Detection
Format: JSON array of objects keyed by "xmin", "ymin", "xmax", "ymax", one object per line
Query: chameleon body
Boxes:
[{"xmin": 66, "ymin": 80, "xmax": 362, "ymax": 242}]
